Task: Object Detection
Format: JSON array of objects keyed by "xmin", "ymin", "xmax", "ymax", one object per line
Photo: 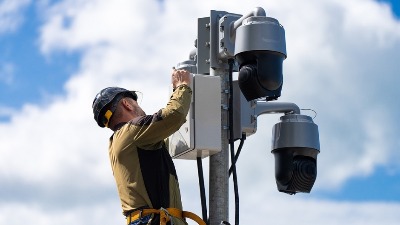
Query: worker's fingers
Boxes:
[
  {"xmin": 171, "ymin": 69, "xmax": 191, "ymax": 89},
  {"xmin": 172, "ymin": 69, "xmax": 189, "ymax": 80}
]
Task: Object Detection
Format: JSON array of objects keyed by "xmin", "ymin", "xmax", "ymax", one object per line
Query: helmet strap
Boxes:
[{"xmin": 103, "ymin": 110, "xmax": 113, "ymax": 127}]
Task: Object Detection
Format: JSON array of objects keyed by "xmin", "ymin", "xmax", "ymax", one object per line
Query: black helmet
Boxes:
[{"xmin": 92, "ymin": 87, "xmax": 138, "ymax": 128}]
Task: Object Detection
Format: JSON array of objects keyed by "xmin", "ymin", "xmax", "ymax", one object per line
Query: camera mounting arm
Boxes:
[
  {"xmin": 233, "ymin": 84, "xmax": 320, "ymax": 195},
  {"xmin": 231, "ymin": 7, "xmax": 266, "ymax": 38},
  {"xmin": 259, "ymin": 101, "xmax": 320, "ymax": 195},
  {"xmin": 255, "ymin": 101, "xmax": 300, "ymax": 117}
]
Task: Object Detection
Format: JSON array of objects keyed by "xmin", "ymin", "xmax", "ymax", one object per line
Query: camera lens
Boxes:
[{"xmin": 288, "ymin": 156, "xmax": 317, "ymax": 193}]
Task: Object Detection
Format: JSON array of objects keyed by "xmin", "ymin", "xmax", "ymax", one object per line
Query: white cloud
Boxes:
[
  {"xmin": 239, "ymin": 195, "xmax": 400, "ymax": 225},
  {"xmin": 0, "ymin": 201, "xmax": 124, "ymax": 225},
  {"xmin": 39, "ymin": 0, "xmax": 161, "ymax": 54},
  {"xmin": 1, "ymin": 0, "xmax": 400, "ymax": 225},
  {"xmin": 0, "ymin": 0, "xmax": 30, "ymax": 34}
]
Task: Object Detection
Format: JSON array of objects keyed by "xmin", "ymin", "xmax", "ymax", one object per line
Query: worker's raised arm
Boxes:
[{"xmin": 119, "ymin": 70, "xmax": 192, "ymax": 148}]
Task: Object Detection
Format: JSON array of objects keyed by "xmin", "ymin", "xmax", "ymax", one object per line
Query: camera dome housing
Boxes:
[
  {"xmin": 235, "ymin": 16, "xmax": 287, "ymax": 101},
  {"xmin": 271, "ymin": 114, "xmax": 320, "ymax": 194}
]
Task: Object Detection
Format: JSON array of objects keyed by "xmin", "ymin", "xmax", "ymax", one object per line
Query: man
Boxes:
[{"xmin": 92, "ymin": 69, "xmax": 193, "ymax": 225}]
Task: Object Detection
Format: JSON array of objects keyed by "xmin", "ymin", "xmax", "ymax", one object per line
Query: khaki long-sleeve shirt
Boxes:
[{"xmin": 108, "ymin": 85, "xmax": 192, "ymax": 225}]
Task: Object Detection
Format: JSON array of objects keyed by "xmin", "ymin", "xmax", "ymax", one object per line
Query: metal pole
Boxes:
[{"xmin": 209, "ymin": 66, "xmax": 229, "ymax": 225}]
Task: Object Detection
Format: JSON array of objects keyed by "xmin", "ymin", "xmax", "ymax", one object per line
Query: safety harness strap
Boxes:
[{"xmin": 126, "ymin": 208, "xmax": 206, "ymax": 225}]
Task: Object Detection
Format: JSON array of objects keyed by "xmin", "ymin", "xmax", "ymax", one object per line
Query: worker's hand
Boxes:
[{"xmin": 171, "ymin": 69, "xmax": 191, "ymax": 89}]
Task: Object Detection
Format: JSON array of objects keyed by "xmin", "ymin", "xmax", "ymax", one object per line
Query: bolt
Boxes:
[
  {"xmin": 251, "ymin": 115, "xmax": 257, "ymax": 123},
  {"xmin": 205, "ymin": 42, "xmax": 210, "ymax": 47},
  {"xmin": 205, "ymin": 23, "xmax": 210, "ymax": 29}
]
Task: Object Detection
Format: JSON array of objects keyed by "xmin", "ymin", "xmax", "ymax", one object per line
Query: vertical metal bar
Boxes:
[{"xmin": 209, "ymin": 67, "xmax": 229, "ymax": 225}]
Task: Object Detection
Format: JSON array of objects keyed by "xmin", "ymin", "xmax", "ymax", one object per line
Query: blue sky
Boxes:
[
  {"xmin": 1, "ymin": 0, "xmax": 400, "ymax": 225},
  {"xmin": 0, "ymin": 2, "xmax": 79, "ymax": 113},
  {"xmin": 379, "ymin": 0, "xmax": 400, "ymax": 17},
  {"xmin": 314, "ymin": 166, "xmax": 400, "ymax": 202}
]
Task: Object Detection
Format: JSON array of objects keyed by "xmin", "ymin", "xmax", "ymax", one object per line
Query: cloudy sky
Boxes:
[{"xmin": 0, "ymin": 0, "xmax": 399, "ymax": 224}]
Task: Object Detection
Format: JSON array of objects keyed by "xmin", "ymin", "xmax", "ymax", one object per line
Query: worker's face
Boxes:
[
  {"xmin": 126, "ymin": 98, "xmax": 146, "ymax": 116},
  {"xmin": 133, "ymin": 103, "xmax": 146, "ymax": 117}
]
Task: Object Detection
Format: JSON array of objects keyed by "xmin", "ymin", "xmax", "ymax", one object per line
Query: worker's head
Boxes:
[{"xmin": 92, "ymin": 87, "xmax": 138, "ymax": 128}]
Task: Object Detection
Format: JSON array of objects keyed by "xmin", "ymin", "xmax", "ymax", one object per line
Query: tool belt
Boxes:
[{"xmin": 126, "ymin": 207, "xmax": 206, "ymax": 225}]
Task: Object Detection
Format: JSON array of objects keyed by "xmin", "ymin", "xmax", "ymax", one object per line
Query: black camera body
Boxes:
[
  {"xmin": 271, "ymin": 114, "xmax": 320, "ymax": 194},
  {"xmin": 234, "ymin": 16, "xmax": 286, "ymax": 101},
  {"xmin": 236, "ymin": 50, "xmax": 284, "ymax": 101}
]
